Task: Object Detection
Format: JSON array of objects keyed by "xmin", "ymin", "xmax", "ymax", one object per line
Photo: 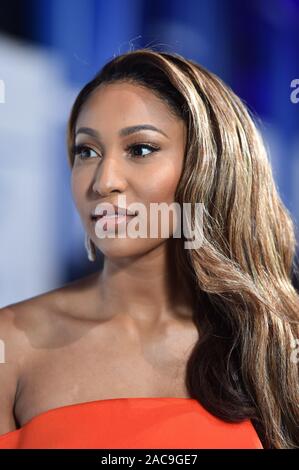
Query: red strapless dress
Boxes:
[{"xmin": 0, "ymin": 397, "xmax": 263, "ymax": 449}]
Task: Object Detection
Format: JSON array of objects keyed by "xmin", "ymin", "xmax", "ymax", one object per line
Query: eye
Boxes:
[
  {"xmin": 126, "ymin": 143, "xmax": 160, "ymax": 159},
  {"xmin": 73, "ymin": 144, "xmax": 99, "ymax": 160}
]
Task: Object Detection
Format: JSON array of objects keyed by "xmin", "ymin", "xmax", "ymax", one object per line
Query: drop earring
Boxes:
[{"xmin": 85, "ymin": 233, "xmax": 96, "ymax": 262}]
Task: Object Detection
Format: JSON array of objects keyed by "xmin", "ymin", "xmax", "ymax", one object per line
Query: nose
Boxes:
[{"xmin": 92, "ymin": 154, "xmax": 127, "ymax": 197}]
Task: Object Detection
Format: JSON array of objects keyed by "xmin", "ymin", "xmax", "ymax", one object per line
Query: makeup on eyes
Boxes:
[{"xmin": 72, "ymin": 140, "xmax": 161, "ymax": 161}]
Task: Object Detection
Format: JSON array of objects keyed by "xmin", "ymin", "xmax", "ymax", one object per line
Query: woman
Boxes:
[{"xmin": 0, "ymin": 48, "xmax": 298, "ymax": 449}]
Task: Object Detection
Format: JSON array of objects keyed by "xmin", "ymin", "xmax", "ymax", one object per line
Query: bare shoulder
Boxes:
[
  {"xmin": 0, "ymin": 272, "xmax": 100, "ymax": 434},
  {"xmin": 0, "ymin": 290, "xmax": 63, "ymax": 420},
  {"xmin": 0, "ymin": 271, "xmax": 100, "ymax": 346},
  {"xmin": 0, "ymin": 305, "xmax": 30, "ymax": 434}
]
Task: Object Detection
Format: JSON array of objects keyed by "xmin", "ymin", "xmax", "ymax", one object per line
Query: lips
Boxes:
[{"xmin": 90, "ymin": 204, "xmax": 137, "ymax": 221}]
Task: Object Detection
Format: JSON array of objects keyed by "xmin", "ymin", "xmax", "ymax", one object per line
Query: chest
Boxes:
[{"xmin": 15, "ymin": 322, "xmax": 198, "ymax": 426}]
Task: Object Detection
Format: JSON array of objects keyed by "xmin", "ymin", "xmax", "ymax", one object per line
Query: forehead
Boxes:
[{"xmin": 75, "ymin": 82, "xmax": 184, "ymax": 134}]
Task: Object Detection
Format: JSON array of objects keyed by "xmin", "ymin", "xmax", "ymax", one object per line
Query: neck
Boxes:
[{"xmin": 95, "ymin": 239, "xmax": 196, "ymax": 329}]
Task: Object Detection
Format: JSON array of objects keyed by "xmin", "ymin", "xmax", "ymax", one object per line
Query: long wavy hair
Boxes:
[{"xmin": 66, "ymin": 49, "xmax": 299, "ymax": 448}]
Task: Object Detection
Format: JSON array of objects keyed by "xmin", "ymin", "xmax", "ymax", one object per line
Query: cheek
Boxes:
[
  {"xmin": 132, "ymin": 158, "xmax": 183, "ymax": 237},
  {"xmin": 135, "ymin": 159, "xmax": 183, "ymax": 203},
  {"xmin": 71, "ymin": 168, "xmax": 89, "ymax": 214}
]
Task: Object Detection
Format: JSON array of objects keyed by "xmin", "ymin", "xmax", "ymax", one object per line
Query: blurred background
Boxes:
[{"xmin": 0, "ymin": 0, "xmax": 298, "ymax": 307}]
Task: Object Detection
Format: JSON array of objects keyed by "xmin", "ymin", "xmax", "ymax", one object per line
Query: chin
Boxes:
[{"xmin": 94, "ymin": 237, "xmax": 166, "ymax": 259}]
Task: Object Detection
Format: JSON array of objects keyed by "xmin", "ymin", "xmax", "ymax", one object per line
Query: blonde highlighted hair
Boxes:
[{"xmin": 67, "ymin": 49, "xmax": 299, "ymax": 448}]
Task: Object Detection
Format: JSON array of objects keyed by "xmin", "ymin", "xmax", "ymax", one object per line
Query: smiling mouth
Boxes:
[
  {"xmin": 90, "ymin": 213, "xmax": 137, "ymax": 232},
  {"xmin": 91, "ymin": 212, "xmax": 137, "ymax": 221}
]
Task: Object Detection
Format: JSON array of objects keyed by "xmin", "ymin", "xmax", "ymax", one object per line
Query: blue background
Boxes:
[{"xmin": 0, "ymin": 0, "xmax": 298, "ymax": 305}]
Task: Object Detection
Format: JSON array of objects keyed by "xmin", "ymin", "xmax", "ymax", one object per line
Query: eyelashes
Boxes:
[
  {"xmin": 125, "ymin": 142, "xmax": 160, "ymax": 159},
  {"xmin": 72, "ymin": 144, "xmax": 98, "ymax": 160},
  {"xmin": 72, "ymin": 143, "xmax": 160, "ymax": 161}
]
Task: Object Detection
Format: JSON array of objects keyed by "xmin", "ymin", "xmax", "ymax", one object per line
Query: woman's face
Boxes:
[{"xmin": 71, "ymin": 81, "xmax": 187, "ymax": 258}]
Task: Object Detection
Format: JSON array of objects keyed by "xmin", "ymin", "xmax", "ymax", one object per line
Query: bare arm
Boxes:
[{"xmin": 0, "ymin": 307, "xmax": 21, "ymax": 435}]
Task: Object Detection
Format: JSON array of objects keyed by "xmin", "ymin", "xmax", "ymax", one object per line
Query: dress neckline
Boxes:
[{"xmin": 0, "ymin": 396, "xmax": 196, "ymax": 441}]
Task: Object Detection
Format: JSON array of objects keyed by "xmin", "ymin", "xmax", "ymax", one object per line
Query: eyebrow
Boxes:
[{"xmin": 75, "ymin": 124, "xmax": 169, "ymax": 140}]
